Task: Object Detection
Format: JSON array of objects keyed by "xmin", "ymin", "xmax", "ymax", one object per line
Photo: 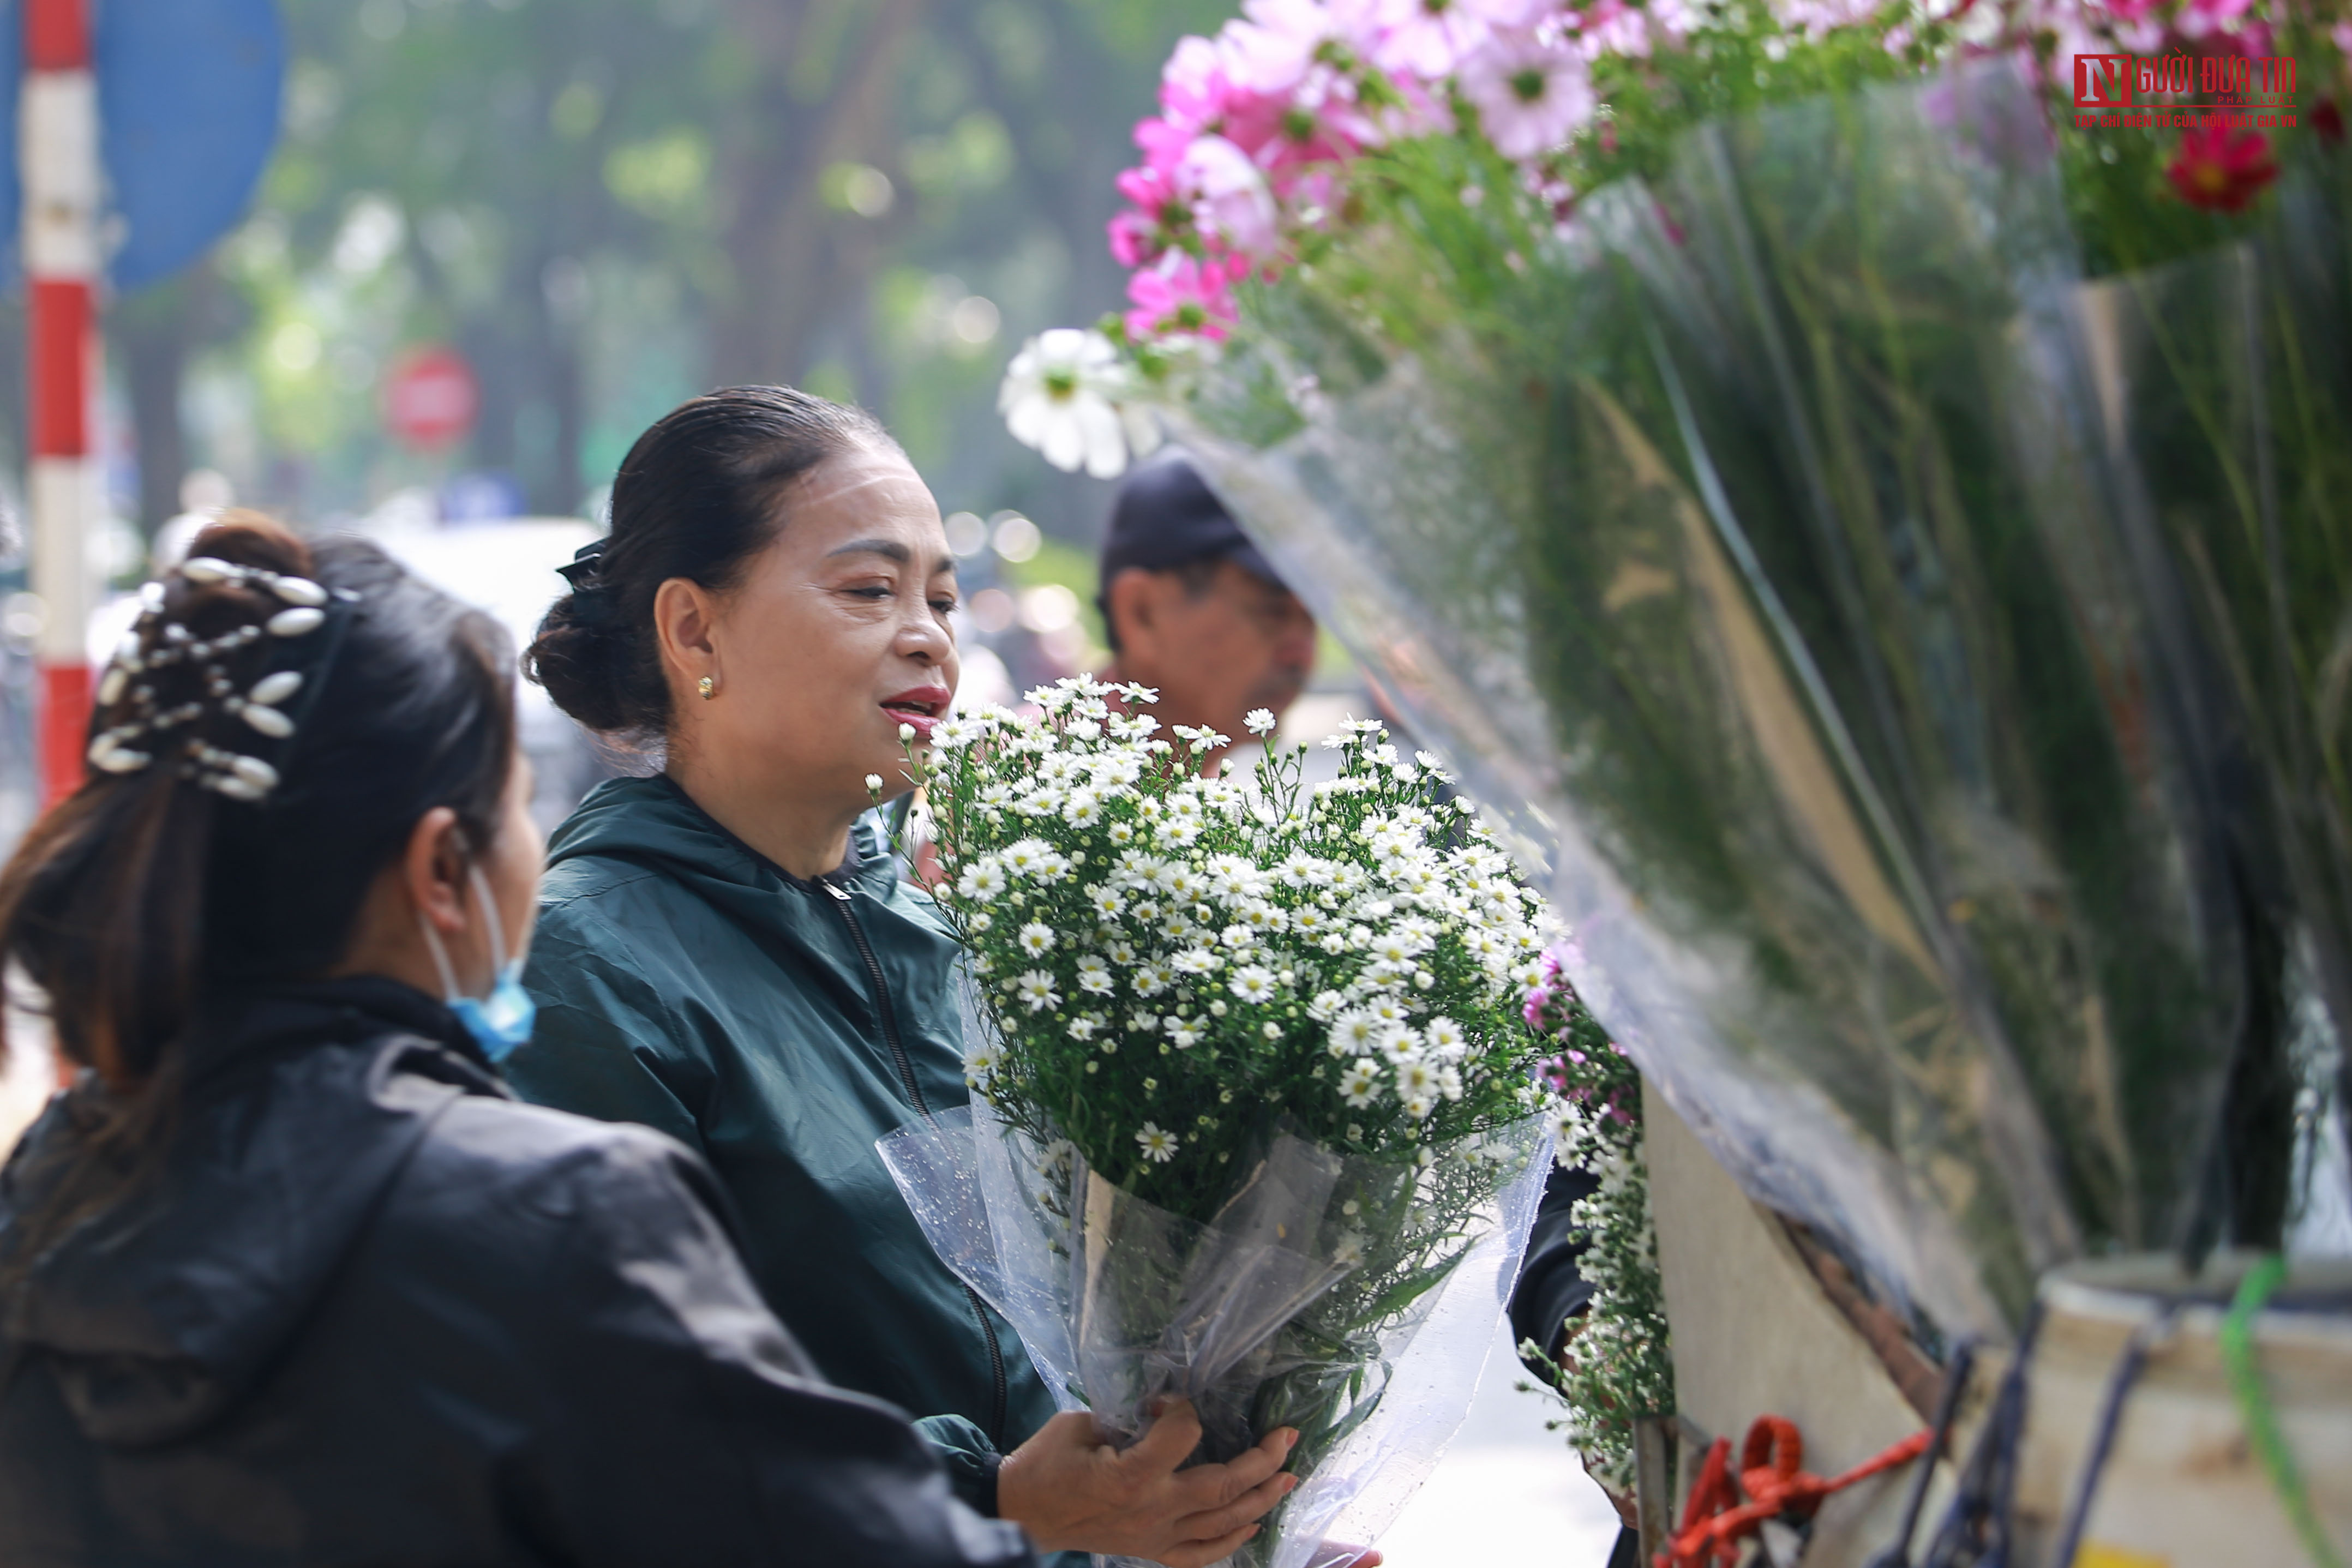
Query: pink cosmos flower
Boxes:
[
  {"xmin": 1460, "ymin": 31, "xmax": 1595, "ymax": 159},
  {"xmin": 1225, "ymin": 0, "xmax": 1337, "ymax": 98},
  {"xmin": 1178, "ymin": 134, "xmax": 1283, "ymax": 257},
  {"xmin": 1135, "ymin": 116, "xmax": 1195, "ymax": 178},
  {"xmin": 1124, "ymin": 250, "xmax": 1250, "ymax": 341},
  {"xmin": 1107, "ymin": 208, "xmax": 1163, "ymax": 268},
  {"xmin": 1573, "ymin": 0, "xmax": 1652, "ymax": 59},
  {"xmin": 1161, "ymin": 34, "xmax": 1233, "ymax": 133},
  {"xmin": 1522, "ymin": 985, "xmax": 1553, "ymax": 1029},
  {"xmin": 1362, "ymin": 0, "xmax": 1496, "ymax": 82},
  {"xmin": 2175, "ymin": 0, "xmax": 2253, "ymax": 39},
  {"xmin": 2167, "ymin": 125, "xmax": 2277, "ymax": 212}
]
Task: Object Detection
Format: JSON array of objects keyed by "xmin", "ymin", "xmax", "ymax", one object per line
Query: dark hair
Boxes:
[
  {"xmin": 0, "ymin": 514, "xmax": 517, "ymax": 1087},
  {"xmin": 526, "ymin": 385, "xmax": 898, "ymax": 742}
]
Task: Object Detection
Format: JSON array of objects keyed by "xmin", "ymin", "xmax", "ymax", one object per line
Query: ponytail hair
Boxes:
[
  {"xmin": 0, "ymin": 513, "xmax": 517, "ymax": 1088},
  {"xmin": 526, "ymin": 385, "xmax": 897, "ymax": 747}
]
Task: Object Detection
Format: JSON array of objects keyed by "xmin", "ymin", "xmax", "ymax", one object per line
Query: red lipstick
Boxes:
[{"xmin": 880, "ymin": 684, "xmax": 952, "ymax": 738}]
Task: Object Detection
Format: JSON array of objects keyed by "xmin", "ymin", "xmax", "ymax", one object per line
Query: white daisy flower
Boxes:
[
  {"xmin": 1106, "ymin": 820, "xmax": 1136, "ymax": 845},
  {"xmin": 957, "ymin": 858, "xmax": 1009, "ymax": 901},
  {"xmin": 1400, "ymin": 1092, "xmax": 1436, "ymax": 1120},
  {"xmin": 933, "ymin": 716, "xmax": 985, "ymax": 749},
  {"xmin": 1171, "ymin": 947, "xmax": 1220, "ymax": 976},
  {"xmin": 1379, "ymin": 1026, "xmax": 1424, "ymax": 1065},
  {"xmin": 999, "ymin": 328, "xmax": 1137, "ymax": 478},
  {"xmin": 1228, "ymin": 965, "xmax": 1278, "ymax": 1004},
  {"xmin": 1067, "ymin": 1014, "xmax": 1101, "ymax": 1041},
  {"xmin": 1085, "ymin": 884, "xmax": 1127, "ymax": 920},
  {"xmin": 1015, "ymin": 971, "xmax": 1060, "ymax": 1012},
  {"xmin": 1338, "ymin": 1059, "xmax": 1384, "ymax": 1108},
  {"xmin": 1135, "ymin": 1121, "xmax": 1178, "ymax": 1162},
  {"xmin": 1167, "ymin": 1019, "xmax": 1203, "ymax": 1048},
  {"xmin": 1424, "ymin": 1016, "xmax": 1469, "ymax": 1060},
  {"xmin": 1017, "ymin": 922, "xmax": 1057, "ymax": 957},
  {"xmin": 1245, "ymin": 707, "xmax": 1278, "ymax": 735},
  {"xmin": 1133, "ymin": 962, "xmax": 1173, "ymax": 996},
  {"xmin": 1395, "ymin": 1058, "xmax": 1442, "ymax": 1101},
  {"xmin": 1307, "ymin": 989, "xmax": 1346, "ymax": 1022},
  {"xmin": 1002, "ymin": 838, "xmax": 1054, "ymax": 877},
  {"xmin": 1063, "ymin": 789, "xmax": 1103, "ymax": 827},
  {"xmin": 1075, "ymin": 956, "xmax": 1116, "ymax": 995},
  {"xmin": 1438, "ymin": 1065, "xmax": 1464, "ymax": 1101},
  {"xmin": 1159, "ymin": 818, "xmax": 1203, "ymax": 848},
  {"xmin": 1329, "ymin": 1010, "xmax": 1383, "ymax": 1058},
  {"xmin": 1105, "ymin": 939, "xmax": 1138, "ymax": 966},
  {"xmin": 962, "ymin": 1044, "xmax": 1001, "ymax": 1087}
]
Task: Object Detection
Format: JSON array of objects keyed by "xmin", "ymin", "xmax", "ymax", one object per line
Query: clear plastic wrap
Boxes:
[
  {"xmin": 879, "ymin": 1098, "xmax": 1551, "ymax": 1568},
  {"xmin": 1165, "ymin": 56, "xmax": 2321, "ymax": 1337}
]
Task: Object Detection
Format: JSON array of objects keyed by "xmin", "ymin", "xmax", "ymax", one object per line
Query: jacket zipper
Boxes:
[{"xmin": 823, "ymin": 880, "xmax": 1011, "ymax": 1443}]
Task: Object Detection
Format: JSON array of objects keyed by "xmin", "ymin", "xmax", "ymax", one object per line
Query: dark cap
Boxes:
[{"xmin": 1098, "ymin": 449, "xmax": 1281, "ymax": 590}]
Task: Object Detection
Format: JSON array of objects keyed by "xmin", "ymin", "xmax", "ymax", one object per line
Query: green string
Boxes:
[{"xmin": 2217, "ymin": 1254, "xmax": 2347, "ymax": 1568}]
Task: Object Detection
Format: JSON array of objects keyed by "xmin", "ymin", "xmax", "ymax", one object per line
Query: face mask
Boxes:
[{"xmin": 418, "ymin": 863, "xmax": 537, "ymax": 1064}]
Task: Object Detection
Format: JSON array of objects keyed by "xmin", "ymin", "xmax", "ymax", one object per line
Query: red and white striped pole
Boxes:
[{"xmin": 22, "ymin": 0, "xmax": 99, "ymax": 806}]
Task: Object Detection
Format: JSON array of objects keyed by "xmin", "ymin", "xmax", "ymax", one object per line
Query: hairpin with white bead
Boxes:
[{"xmin": 85, "ymin": 555, "xmax": 351, "ymax": 802}]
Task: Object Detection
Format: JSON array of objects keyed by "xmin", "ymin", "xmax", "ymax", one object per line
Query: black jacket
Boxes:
[{"xmin": 0, "ymin": 977, "xmax": 1034, "ymax": 1568}]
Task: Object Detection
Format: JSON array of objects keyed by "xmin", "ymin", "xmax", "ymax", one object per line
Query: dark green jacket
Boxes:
[{"xmin": 507, "ymin": 775, "xmax": 1056, "ymax": 1509}]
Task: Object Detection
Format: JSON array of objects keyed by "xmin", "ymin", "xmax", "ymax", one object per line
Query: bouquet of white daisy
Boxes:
[{"xmin": 877, "ymin": 678, "xmax": 1560, "ymax": 1568}]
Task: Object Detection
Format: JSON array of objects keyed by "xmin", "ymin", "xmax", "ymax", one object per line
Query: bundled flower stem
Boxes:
[
  {"xmin": 1517, "ymin": 958, "xmax": 1674, "ymax": 1493},
  {"xmin": 884, "ymin": 679, "xmax": 1565, "ymax": 1566}
]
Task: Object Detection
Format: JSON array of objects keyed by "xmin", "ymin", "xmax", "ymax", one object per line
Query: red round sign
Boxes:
[{"xmin": 382, "ymin": 345, "xmax": 478, "ymax": 450}]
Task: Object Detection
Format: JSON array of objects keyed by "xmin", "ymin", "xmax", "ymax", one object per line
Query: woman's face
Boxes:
[{"xmin": 683, "ymin": 443, "xmax": 959, "ymax": 815}]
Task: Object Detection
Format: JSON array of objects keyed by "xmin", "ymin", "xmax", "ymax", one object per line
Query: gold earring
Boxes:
[{"xmin": 698, "ymin": 675, "xmax": 715, "ymax": 701}]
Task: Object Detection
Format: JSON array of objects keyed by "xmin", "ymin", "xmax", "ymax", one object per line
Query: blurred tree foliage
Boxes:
[{"xmin": 112, "ymin": 0, "xmax": 1223, "ymax": 533}]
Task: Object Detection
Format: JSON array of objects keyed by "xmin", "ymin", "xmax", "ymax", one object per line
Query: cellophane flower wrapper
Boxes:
[
  {"xmin": 880, "ymin": 1097, "xmax": 1551, "ymax": 1568},
  {"xmin": 1163, "ymin": 53, "xmax": 2342, "ymax": 1337},
  {"xmin": 2060, "ymin": 154, "xmax": 2352, "ymax": 1159}
]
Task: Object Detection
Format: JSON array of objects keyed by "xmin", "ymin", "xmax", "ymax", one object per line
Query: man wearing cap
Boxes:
[{"xmin": 1096, "ymin": 450, "xmax": 1318, "ymax": 772}]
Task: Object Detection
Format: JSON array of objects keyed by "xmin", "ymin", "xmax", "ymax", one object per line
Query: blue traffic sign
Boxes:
[{"xmin": 0, "ymin": 0, "xmax": 284, "ymax": 292}]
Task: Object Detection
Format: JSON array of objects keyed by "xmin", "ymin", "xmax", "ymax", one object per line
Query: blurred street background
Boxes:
[
  {"xmin": 0, "ymin": 0, "xmax": 1371, "ymax": 832},
  {"xmin": 0, "ymin": 2, "xmax": 1624, "ymax": 1557}
]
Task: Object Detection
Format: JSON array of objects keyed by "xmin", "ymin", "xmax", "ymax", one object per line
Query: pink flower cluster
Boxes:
[
  {"xmin": 1113, "ymin": 0, "xmax": 1618, "ymax": 341},
  {"xmin": 1105, "ymin": 0, "xmax": 2319, "ymax": 343}
]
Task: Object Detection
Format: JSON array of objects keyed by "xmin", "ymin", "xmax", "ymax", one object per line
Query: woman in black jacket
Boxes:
[{"xmin": 0, "ymin": 518, "xmax": 1280, "ymax": 1566}]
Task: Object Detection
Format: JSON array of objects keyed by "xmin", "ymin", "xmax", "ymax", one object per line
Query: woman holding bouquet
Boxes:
[
  {"xmin": 0, "ymin": 516, "xmax": 1037, "ymax": 1565},
  {"xmin": 513, "ymin": 386, "xmax": 1311, "ymax": 1568}
]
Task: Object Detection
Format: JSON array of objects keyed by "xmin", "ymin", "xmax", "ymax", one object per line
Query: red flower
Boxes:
[{"xmin": 2166, "ymin": 126, "xmax": 2278, "ymax": 212}]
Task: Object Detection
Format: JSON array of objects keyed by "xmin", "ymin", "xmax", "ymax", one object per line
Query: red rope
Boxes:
[{"xmin": 1654, "ymin": 1416, "xmax": 1931, "ymax": 1568}]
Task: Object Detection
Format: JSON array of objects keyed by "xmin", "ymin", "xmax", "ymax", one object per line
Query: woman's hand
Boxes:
[{"xmin": 994, "ymin": 1401, "xmax": 1298, "ymax": 1567}]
